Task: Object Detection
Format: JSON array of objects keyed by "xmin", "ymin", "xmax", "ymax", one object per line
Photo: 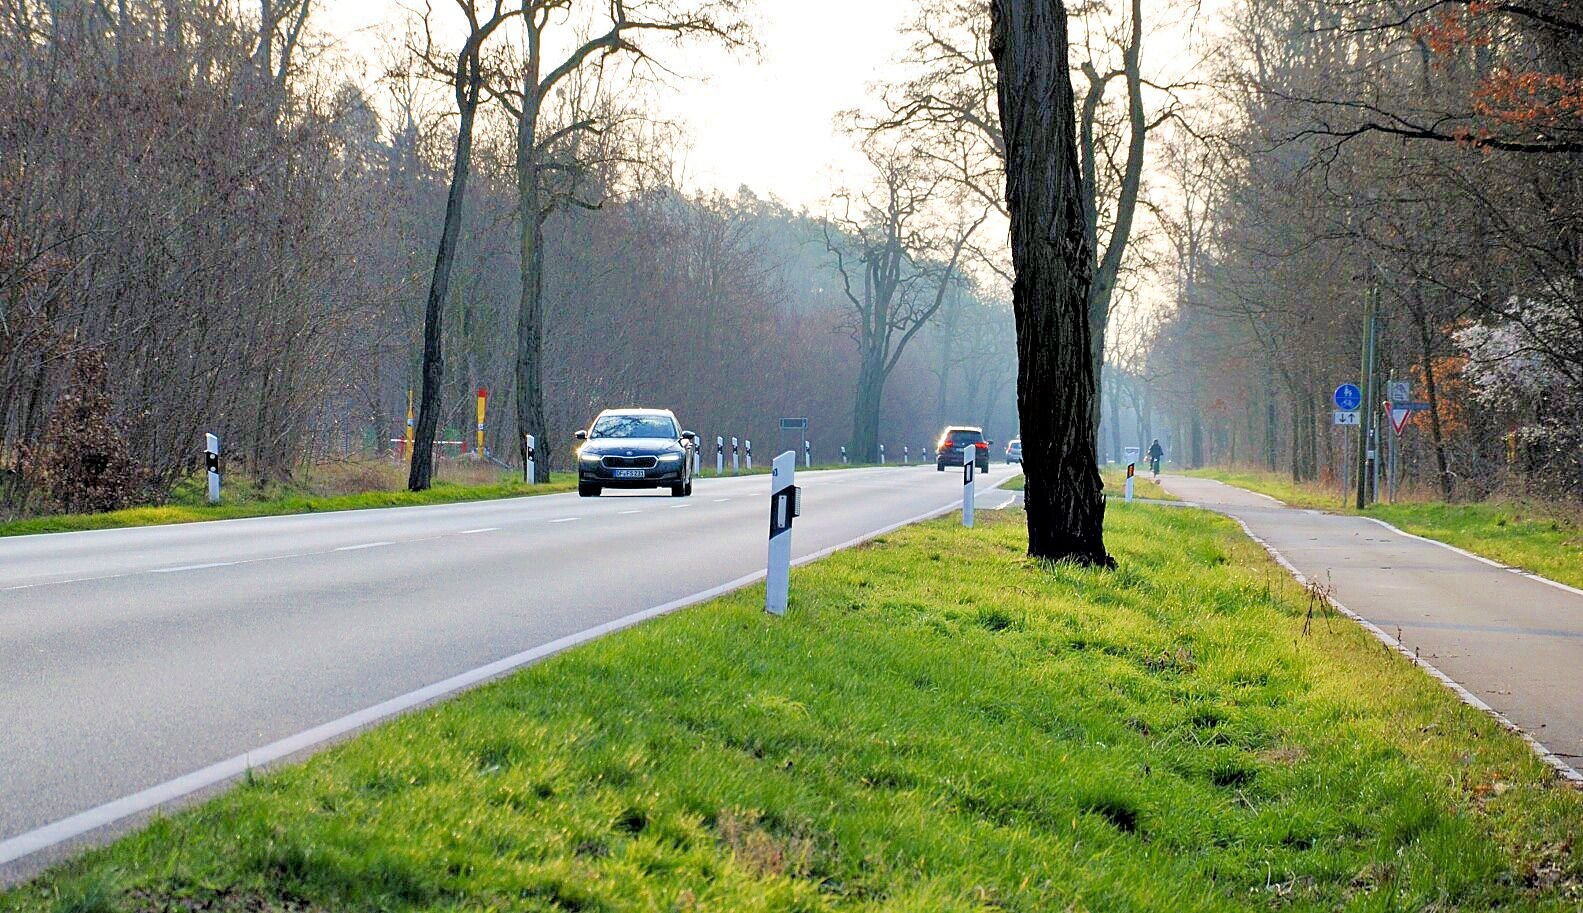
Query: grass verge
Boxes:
[
  {"xmin": 6, "ymin": 506, "xmax": 1579, "ymax": 911},
  {"xmin": 0, "ymin": 463, "xmax": 578, "ymax": 538},
  {"xmin": 1187, "ymin": 468, "xmax": 1583, "ymax": 591}
]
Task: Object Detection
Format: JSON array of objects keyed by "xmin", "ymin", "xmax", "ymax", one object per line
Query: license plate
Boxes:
[{"xmin": 612, "ymin": 469, "xmax": 646, "ymax": 479}]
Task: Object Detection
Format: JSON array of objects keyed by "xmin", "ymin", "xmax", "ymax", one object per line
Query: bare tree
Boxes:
[
  {"xmin": 825, "ymin": 144, "xmax": 983, "ymax": 462},
  {"xmin": 493, "ymin": 0, "xmax": 748, "ymax": 479},
  {"xmin": 408, "ymin": 0, "xmax": 520, "ymax": 491},
  {"xmin": 991, "ymin": 0, "xmax": 1112, "ymax": 566}
]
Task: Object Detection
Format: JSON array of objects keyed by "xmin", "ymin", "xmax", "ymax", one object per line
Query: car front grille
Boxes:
[{"xmin": 601, "ymin": 455, "xmax": 658, "ymax": 469}]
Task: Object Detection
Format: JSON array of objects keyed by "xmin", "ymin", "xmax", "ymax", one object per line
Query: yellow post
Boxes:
[
  {"xmin": 475, "ymin": 387, "xmax": 488, "ymax": 459},
  {"xmin": 405, "ymin": 389, "xmax": 415, "ymax": 460}
]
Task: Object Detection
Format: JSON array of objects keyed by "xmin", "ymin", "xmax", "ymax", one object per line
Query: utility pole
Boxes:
[{"xmin": 1354, "ymin": 287, "xmax": 1378, "ymax": 509}]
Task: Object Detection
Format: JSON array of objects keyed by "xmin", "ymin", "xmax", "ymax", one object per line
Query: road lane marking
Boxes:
[
  {"xmin": 149, "ymin": 562, "xmax": 235, "ymax": 574},
  {"xmin": 550, "ymin": 518, "xmax": 578, "ymax": 524},
  {"xmin": 713, "ymin": 498, "xmax": 731, "ymax": 503},
  {"xmin": 618, "ymin": 510, "xmax": 642, "ymax": 515},
  {"xmin": 456, "ymin": 528, "xmax": 500, "ymax": 535},
  {"xmin": 335, "ymin": 542, "xmax": 392, "ymax": 552}
]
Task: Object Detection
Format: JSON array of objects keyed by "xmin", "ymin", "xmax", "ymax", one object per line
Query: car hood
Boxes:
[{"xmin": 579, "ymin": 438, "xmax": 685, "ymax": 457}]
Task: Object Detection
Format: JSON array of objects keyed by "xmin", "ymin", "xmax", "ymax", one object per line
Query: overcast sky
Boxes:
[{"xmin": 320, "ymin": 0, "xmax": 917, "ymax": 210}]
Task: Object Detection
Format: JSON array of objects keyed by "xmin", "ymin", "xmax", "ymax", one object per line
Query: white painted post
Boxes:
[
  {"xmin": 766, "ymin": 450, "xmax": 799, "ymax": 616},
  {"xmin": 693, "ymin": 443, "xmax": 701, "ymax": 477},
  {"xmin": 526, "ymin": 434, "xmax": 537, "ymax": 485},
  {"xmin": 204, "ymin": 434, "xmax": 220, "ymax": 504},
  {"xmin": 732, "ymin": 437, "xmax": 740, "ymax": 475},
  {"xmin": 841, "ymin": 445, "xmax": 848, "ymax": 465},
  {"xmin": 880, "ymin": 444, "xmax": 886, "ymax": 465},
  {"xmin": 804, "ymin": 440, "xmax": 811, "ymax": 468},
  {"xmin": 904, "ymin": 445, "xmax": 910, "ymax": 465},
  {"xmin": 745, "ymin": 439, "xmax": 753, "ymax": 472},
  {"xmin": 962, "ymin": 445, "xmax": 975, "ymax": 527},
  {"xmin": 1123, "ymin": 445, "xmax": 1139, "ymax": 504},
  {"xmin": 716, "ymin": 436, "xmax": 725, "ymax": 475}
]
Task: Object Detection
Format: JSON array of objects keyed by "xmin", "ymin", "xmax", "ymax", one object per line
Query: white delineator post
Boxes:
[
  {"xmin": 904, "ymin": 445, "xmax": 910, "ymax": 464},
  {"xmin": 765, "ymin": 450, "xmax": 800, "ymax": 616},
  {"xmin": 1125, "ymin": 462, "xmax": 1136, "ymax": 503},
  {"xmin": 1122, "ymin": 445, "xmax": 1139, "ymax": 504},
  {"xmin": 804, "ymin": 440, "xmax": 811, "ymax": 468},
  {"xmin": 693, "ymin": 442, "xmax": 701, "ymax": 477},
  {"xmin": 525, "ymin": 434, "xmax": 537, "ymax": 485},
  {"xmin": 732, "ymin": 437, "xmax": 740, "ymax": 475},
  {"xmin": 745, "ymin": 439, "xmax": 753, "ymax": 471},
  {"xmin": 841, "ymin": 445, "xmax": 848, "ymax": 465},
  {"xmin": 204, "ymin": 434, "xmax": 221, "ymax": 504},
  {"xmin": 961, "ymin": 445, "xmax": 975, "ymax": 527},
  {"xmin": 880, "ymin": 444, "xmax": 886, "ymax": 465},
  {"xmin": 716, "ymin": 436, "xmax": 725, "ymax": 475}
]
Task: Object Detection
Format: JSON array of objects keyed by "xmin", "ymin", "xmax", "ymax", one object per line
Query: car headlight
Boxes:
[
  {"xmin": 579, "ymin": 451, "xmax": 601, "ymax": 463},
  {"xmin": 658, "ymin": 453, "xmax": 684, "ymax": 463}
]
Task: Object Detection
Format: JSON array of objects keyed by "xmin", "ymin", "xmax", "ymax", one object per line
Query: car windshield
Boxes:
[
  {"xmin": 943, "ymin": 430, "xmax": 984, "ymax": 445},
  {"xmin": 590, "ymin": 414, "xmax": 677, "ymax": 440}
]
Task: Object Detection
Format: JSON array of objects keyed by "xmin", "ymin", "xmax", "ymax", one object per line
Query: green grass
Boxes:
[
  {"xmin": 7, "ymin": 507, "xmax": 1580, "ymax": 911},
  {"xmin": 998, "ymin": 467, "xmax": 1170, "ymax": 502},
  {"xmin": 1187, "ymin": 468, "xmax": 1583, "ymax": 591},
  {"xmin": 0, "ymin": 471, "xmax": 577, "ymax": 537}
]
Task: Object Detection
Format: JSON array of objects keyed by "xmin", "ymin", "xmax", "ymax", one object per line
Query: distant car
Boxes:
[
  {"xmin": 1005, "ymin": 438, "xmax": 1022, "ymax": 464},
  {"xmin": 574, "ymin": 408, "xmax": 696, "ymax": 498},
  {"xmin": 935, "ymin": 426, "xmax": 991, "ymax": 474}
]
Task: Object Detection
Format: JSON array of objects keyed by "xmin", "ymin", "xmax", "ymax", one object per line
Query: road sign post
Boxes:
[
  {"xmin": 962, "ymin": 445, "xmax": 975, "ymax": 528},
  {"xmin": 204, "ymin": 434, "xmax": 220, "ymax": 504},
  {"xmin": 475, "ymin": 387, "xmax": 488, "ymax": 459},
  {"xmin": 766, "ymin": 451, "xmax": 800, "ymax": 616}
]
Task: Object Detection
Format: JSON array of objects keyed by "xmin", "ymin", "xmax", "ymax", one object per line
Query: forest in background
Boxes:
[
  {"xmin": 0, "ymin": 0, "xmax": 1021, "ymax": 516},
  {"xmin": 1142, "ymin": 0, "xmax": 1582, "ymax": 501}
]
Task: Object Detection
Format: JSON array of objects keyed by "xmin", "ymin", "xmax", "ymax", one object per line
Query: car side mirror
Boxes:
[
  {"xmin": 681, "ymin": 430, "xmax": 697, "ymax": 441},
  {"xmin": 574, "ymin": 430, "xmax": 588, "ymax": 441}
]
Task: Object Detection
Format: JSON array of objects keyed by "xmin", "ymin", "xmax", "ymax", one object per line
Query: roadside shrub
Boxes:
[{"xmin": 23, "ymin": 351, "xmax": 148, "ymax": 514}]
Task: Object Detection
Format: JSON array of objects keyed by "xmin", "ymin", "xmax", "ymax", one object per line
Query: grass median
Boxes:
[
  {"xmin": 7, "ymin": 505, "xmax": 1580, "ymax": 911},
  {"xmin": 1187, "ymin": 468, "xmax": 1583, "ymax": 591}
]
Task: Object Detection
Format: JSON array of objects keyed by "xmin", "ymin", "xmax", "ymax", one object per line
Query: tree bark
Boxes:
[
  {"xmin": 851, "ymin": 342, "xmax": 885, "ymax": 462},
  {"xmin": 991, "ymin": 0, "xmax": 1112, "ymax": 567},
  {"xmin": 1414, "ymin": 294, "xmax": 1454, "ymax": 500},
  {"xmin": 409, "ymin": 35, "xmax": 486, "ymax": 491}
]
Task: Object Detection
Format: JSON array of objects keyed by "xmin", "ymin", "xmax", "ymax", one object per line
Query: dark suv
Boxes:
[
  {"xmin": 575, "ymin": 408, "xmax": 696, "ymax": 497},
  {"xmin": 936, "ymin": 426, "xmax": 990, "ymax": 474}
]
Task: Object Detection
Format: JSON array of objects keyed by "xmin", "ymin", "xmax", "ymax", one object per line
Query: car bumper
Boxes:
[{"xmin": 579, "ymin": 464, "xmax": 686, "ymax": 486}]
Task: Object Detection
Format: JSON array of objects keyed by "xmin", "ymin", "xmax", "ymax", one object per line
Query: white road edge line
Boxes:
[
  {"xmin": 549, "ymin": 518, "xmax": 578, "ymax": 524},
  {"xmin": 1221, "ymin": 512, "xmax": 1583, "ymax": 787},
  {"xmin": 0, "ymin": 492, "xmax": 983, "ymax": 869},
  {"xmin": 334, "ymin": 542, "xmax": 392, "ymax": 552},
  {"xmin": 618, "ymin": 510, "xmax": 642, "ymax": 515},
  {"xmin": 149, "ymin": 562, "xmax": 235, "ymax": 574},
  {"xmin": 1357, "ymin": 515, "xmax": 1583, "ymax": 599},
  {"xmin": 456, "ymin": 528, "xmax": 500, "ymax": 536}
]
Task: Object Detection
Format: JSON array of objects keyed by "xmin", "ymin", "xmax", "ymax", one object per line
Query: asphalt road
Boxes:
[
  {"xmin": 1160, "ymin": 474, "xmax": 1583, "ymax": 780},
  {"xmin": 0, "ymin": 463, "xmax": 1017, "ymax": 871}
]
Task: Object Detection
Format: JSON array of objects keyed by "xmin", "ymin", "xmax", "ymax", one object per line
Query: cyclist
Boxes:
[{"xmin": 1147, "ymin": 439, "xmax": 1164, "ymax": 478}]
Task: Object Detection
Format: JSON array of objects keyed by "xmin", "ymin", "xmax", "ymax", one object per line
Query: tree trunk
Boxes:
[
  {"xmin": 1414, "ymin": 297, "xmax": 1454, "ymax": 501},
  {"xmin": 991, "ymin": 0, "xmax": 1112, "ymax": 567},
  {"xmin": 850, "ymin": 342, "xmax": 884, "ymax": 462},
  {"xmin": 515, "ymin": 58, "xmax": 551, "ymax": 480},
  {"xmin": 409, "ymin": 51, "xmax": 484, "ymax": 491}
]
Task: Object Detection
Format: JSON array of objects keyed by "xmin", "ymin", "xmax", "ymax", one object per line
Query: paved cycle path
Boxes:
[{"xmin": 1159, "ymin": 475, "xmax": 1583, "ymax": 781}]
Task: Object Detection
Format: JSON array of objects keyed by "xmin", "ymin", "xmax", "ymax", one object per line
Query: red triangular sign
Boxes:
[{"xmin": 1389, "ymin": 406, "xmax": 1411, "ymax": 434}]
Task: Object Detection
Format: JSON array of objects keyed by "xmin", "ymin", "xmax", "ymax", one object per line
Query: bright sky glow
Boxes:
[{"xmin": 319, "ymin": 0, "xmax": 917, "ymax": 210}]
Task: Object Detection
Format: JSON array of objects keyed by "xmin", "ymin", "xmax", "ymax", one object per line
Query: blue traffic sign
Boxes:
[{"xmin": 1334, "ymin": 383, "xmax": 1362, "ymax": 411}]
